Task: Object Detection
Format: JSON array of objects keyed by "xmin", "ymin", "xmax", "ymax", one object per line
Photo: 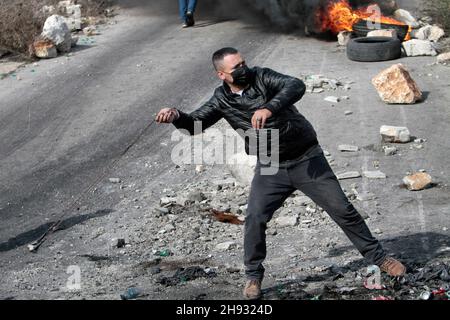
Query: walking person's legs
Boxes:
[
  {"xmin": 185, "ymin": 0, "xmax": 197, "ymax": 26},
  {"xmin": 187, "ymin": 0, "xmax": 198, "ymax": 13},
  {"xmin": 178, "ymin": 0, "xmax": 188, "ymax": 26},
  {"xmin": 244, "ymin": 163, "xmax": 295, "ymax": 299}
]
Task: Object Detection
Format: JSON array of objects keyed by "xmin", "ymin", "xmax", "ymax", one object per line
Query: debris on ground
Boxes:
[
  {"xmin": 411, "ymin": 25, "xmax": 445, "ymax": 42},
  {"xmin": 210, "ymin": 209, "xmax": 244, "ymax": 225},
  {"xmin": 338, "ymin": 145, "xmax": 359, "ymax": 152},
  {"xmin": 301, "ymin": 74, "xmax": 353, "ymax": 93},
  {"xmin": 41, "ymin": 15, "xmax": 73, "ymax": 54},
  {"xmin": 116, "ymin": 239, "xmax": 126, "ymax": 248},
  {"xmin": 154, "ymin": 249, "xmax": 172, "ymax": 257},
  {"xmin": 337, "ymin": 31, "xmax": 351, "ymax": 46},
  {"xmin": 380, "ymin": 125, "xmax": 411, "ymax": 143},
  {"xmin": 372, "ymin": 64, "xmax": 422, "ymax": 104},
  {"xmin": 157, "ymin": 266, "xmax": 217, "ymax": 287},
  {"xmin": 383, "ymin": 146, "xmax": 398, "ymax": 156},
  {"xmin": 336, "ymin": 171, "xmax": 361, "ymax": 180},
  {"xmin": 367, "ymin": 29, "xmax": 397, "ymax": 38},
  {"xmin": 403, "ymin": 172, "xmax": 433, "ymax": 191},
  {"xmin": 437, "ymin": 52, "xmax": 450, "ymax": 64},
  {"xmin": 120, "ymin": 287, "xmax": 144, "ymax": 300},
  {"xmin": 324, "ymin": 96, "xmax": 340, "ymax": 104},
  {"xmin": 363, "ymin": 171, "xmax": 387, "ymax": 179},
  {"xmin": 394, "ymin": 9, "xmax": 419, "ymax": 28},
  {"xmin": 402, "ymin": 39, "xmax": 438, "ymax": 57},
  {"xmin": 32, "ymin": 39, "xmax": 58, "ymax": 59}
]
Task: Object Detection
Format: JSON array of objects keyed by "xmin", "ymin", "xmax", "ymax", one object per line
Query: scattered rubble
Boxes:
[
  {"xmin": 58, "ymin": 1, "xmax": 82, "ymax": 31},
  {"xmin": 337, "ymin": 31, "xmax": 351, "ymax": 46},
  {"xmin": 324, "ymin": 96, "xmax": 340, "ymax": 104},
  {"xmin": 116, "ymin": 239, "xmax": 126, "ymax": 248},
  {"xmin": 338, "ymin": 145, "xmax": 359, "ymax": 152},
  {"xmin": 157, "ymin": 267, "xmax": 217, "ymax": 287},
  {"xmin": 336, "ymin": 171, "xmax": 361, "ymax": 180},
  {"xmin": 403, "ymin": 172, "xmax": 433, "ymax": 191},
  {"xmin": 216, "ymin": 241, "xmax": 237, "ymax": 251},
  {"xmin": 302, "ymin": 75, "xmax": 353, "ymax": 93},
  {"xmin": 367, "ymin": 29, "xmax": 397, "ymax": 38},
  {"xmin": 437, "ymin": 52, "xmax": 450, "ymax": 64},
  {"xmin": 372, "ymin": 64, "xmax": 422, "ymax": 104},
  {"xmin": 402, "ymin": 39, "xmax": 438, "ymax": 57},
  {"xmin": 83, "ymin": 26, "xmax": 98, "ymax": 36},
  {"xmin": 412, "ymin": 25, "xmax": 445, "ymax": 42},
  {"xmin": 275, "ymin": 215, "xmax": 299, "ymax": 227},
  {"xmin": 393, "ymin": 9, "xmax": 419, "ymax": 28},
  {"xmin": 380, "ymin": 125, "xmax": 411, "ymax": 143},
  {"xmin": 120, "ymin": 287, "xmax": 143, "ymax": 300},
  {"xmin": 211, "ymin": 209, "xmax": 244, "ymax": 225},
  {"xmin": 41, "ymin": 15, "xmax": 73, "ymax": 53},
  {"xmin": 363, "ymin": 171, "xmax": 387, "ymax": 179},
  {"xmin": 382, "ymin": 146, "xmax": 398, "ymax": 156},
  {"xmin": 32, "ymin": 40, "xmax": 58, "ymax": 59}
]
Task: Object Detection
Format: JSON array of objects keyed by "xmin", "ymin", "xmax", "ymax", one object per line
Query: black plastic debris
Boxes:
[
  {"xmin": 117, "ymin": 239, "xmax": 126, "ymax": 248},
  {"xmin": 120, "ymin": 287, "xmax": 143, "ymax": 300},
  {"xmin": 157, "ymin": 266, "xmax": 217, "ymax": 287}
]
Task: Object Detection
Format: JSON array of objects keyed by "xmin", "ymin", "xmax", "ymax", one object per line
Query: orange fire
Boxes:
[{"xmin": 317, "ymin": 0, "xmax": 411, "ymax": 40}]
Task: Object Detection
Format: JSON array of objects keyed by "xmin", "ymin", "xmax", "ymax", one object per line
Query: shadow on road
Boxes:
[
  {"xmin": 327, "ymin": 232, "xmax": 449, "ymax": 268},
  {"xmin": 0, "ymin": 209, "xmax": 113, "ymax": 253}
]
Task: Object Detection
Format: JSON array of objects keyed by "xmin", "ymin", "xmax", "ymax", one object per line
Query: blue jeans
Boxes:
[{"xmin": 178, "ymin": 0, "xmax": 197, "ymax": 21}]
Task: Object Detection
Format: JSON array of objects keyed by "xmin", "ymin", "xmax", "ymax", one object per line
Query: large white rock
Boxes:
[
  {"xmin": 226, "ymin": 152, "xmax": 257, "ymax": 186},
  {"xmin": 367, "ymin": 29, "xmax": 398, "ymax": 39},
  {"xmin": 393, "ymin": 9, "xmax": 419, "ymax": 28},
  {"xmin": 41, "ymin": 15, "xmax": 72, "ymax": 53},
  {"xmin": 402, "ymin": 39, "xmax": 437, "ymax": 57},
  {"xmin": 338, "ymin": 31, "xmax": 352, "ymax": 46},
  {"xmin": 64, "ymin": 4, "xmax": 82, "ymax": 31},
  {"xmin": 437, "ymin": 52, "xmax": 450, "ymax": 63},
  {"xmin": 412, "ymin": 25, "xmax": 445, "ymax": 42}
]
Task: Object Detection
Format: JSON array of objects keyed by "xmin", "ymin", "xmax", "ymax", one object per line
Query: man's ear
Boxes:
[{"xmin": 217, "ymin": 71, "xmax": 226, "ymax": 81}]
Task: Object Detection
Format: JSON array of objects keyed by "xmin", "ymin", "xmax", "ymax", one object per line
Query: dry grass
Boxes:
[
  {"xmin": 0, "ymin": 0, "xmax": 114, "ymax": 57},
  {"xmin": 423, "ymin": 0, "xmax": 450, "ymax": 33},
  {"xmin": 0, "ymin": 1, "xmax": 47, "ymax": 57}
]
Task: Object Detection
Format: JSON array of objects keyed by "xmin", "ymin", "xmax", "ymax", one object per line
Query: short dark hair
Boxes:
[{"xmin": 212, "ymin": 47, "xmax": 239, "ymax": 71}]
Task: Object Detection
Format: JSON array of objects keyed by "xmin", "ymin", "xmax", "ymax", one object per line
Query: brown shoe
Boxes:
[
  {"xmin": 379, "ymin": 257, "xmax": 406, "ymax": 277},
  {"xmin": 243, "ymin": 279, "xmax": 262, "ymax": 300}
]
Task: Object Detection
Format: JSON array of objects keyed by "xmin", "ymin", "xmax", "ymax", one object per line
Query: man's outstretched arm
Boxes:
[{"xmin": 156, "ymin": 95, "xmax": 223, "ymax": 135}]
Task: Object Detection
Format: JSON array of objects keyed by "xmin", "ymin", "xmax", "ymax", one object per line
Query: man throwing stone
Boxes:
[{"xmin": 156, "ymin": 47, "xmax": 406, "ymax": 300}]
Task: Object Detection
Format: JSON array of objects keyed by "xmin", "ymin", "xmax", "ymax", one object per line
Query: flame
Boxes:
[{"xmin": 317, "ymin": 0, "xmax": 411, "ymax": 40}]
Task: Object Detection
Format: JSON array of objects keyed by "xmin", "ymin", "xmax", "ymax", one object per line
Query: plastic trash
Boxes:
[
  {"xmin": 120, "ymin": 287, "xmax": 142, "ymax": 300},
  {"xmin": 372, "ymin": 296, "xmax": 393, "ymax": 300},
  {"xmin": 154, "ymin": 249, "xmax": 171, "ymax": 257}
]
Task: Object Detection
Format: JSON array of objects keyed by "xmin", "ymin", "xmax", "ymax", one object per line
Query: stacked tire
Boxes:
[{"xmin": 347, "ymin": 36, "xmax": 402, "ymax": 62}]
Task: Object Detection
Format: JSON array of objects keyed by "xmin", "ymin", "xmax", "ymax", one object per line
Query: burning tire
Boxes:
[{"xmin": 347, "ymin": 37, "xmax": 402, "ymax": 62}]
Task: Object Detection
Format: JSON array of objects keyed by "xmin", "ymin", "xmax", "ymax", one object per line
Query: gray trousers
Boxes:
[{"xmin": 244, "ymin": 146, "xmax": 387, "ymax": 280}]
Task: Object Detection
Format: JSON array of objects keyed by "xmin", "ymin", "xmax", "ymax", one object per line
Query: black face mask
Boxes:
[{"xmin": 231, "ymin": 65, "xmax": 252, "ymax": 87}]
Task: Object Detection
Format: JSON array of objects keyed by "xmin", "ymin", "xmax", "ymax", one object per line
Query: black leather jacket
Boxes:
[{"xmin": 173, "ymin": 67, "xmax": 318, "ymax": 162}]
